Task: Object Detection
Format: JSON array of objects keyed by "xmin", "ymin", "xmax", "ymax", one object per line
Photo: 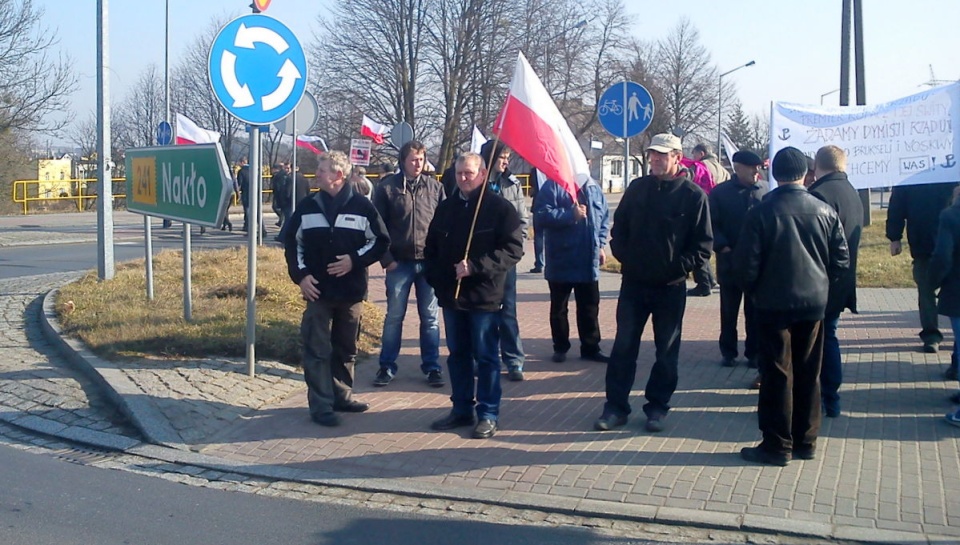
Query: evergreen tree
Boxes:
[{"xmin": 724, "ymin": 101, "xmax": 753, "ymax": 152}]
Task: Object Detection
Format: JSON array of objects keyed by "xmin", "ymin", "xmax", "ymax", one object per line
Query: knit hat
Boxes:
[{"xmin": 771, "ymin": 147, "xmax": 809, "ymax": 183}]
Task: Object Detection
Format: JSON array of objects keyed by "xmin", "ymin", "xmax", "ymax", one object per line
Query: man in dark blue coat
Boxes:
[{"xmin": 533, "ymin": 176, "xmax": 610, "ymax": 367}]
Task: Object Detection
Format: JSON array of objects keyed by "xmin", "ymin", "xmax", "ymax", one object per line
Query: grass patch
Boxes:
[
  {"xmin": 56, "ymin": 247, "xmax": 384, "ymax": 366},
  {"xmin": 600, "ymin": 210, "xmax": 914, "ymax": 288}
]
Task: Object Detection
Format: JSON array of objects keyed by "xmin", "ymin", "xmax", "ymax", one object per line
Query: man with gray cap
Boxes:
[
  {"xmin": 733, "ymin": 146, "xmax": 849, "ymax": 466},
  {"xmin": 593, "ymin": 133, "xmax": 712, "ymax": 433},
  {"xmin": 709, "ymin": 150, "xmax": 768, "ymax": 369}
]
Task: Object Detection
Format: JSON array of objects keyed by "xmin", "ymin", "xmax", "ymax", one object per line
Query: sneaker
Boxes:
[
  {"xmin": 552, "ymin": 351, "xmax": 567, "ymax": 363},
  {"xmin": 472, "ymin": 418, "xmax": 498, "ymax": 439},
  {"xmin": 721, "ymin": 357, "xmax": 736, "ymax": 368},
  {"xmin": 741, "ymin": 445, "xmax": 790, "ymax": 466},
  {"xmin": 645, "ymin": 414, "xmax": 665, "ymax": 433},
  {"xmin": 686, "ymin": 284, "xmax": 711, "ymax": 297},
  {"xmin": 373, "ymin": 368, "xmax": 394, "ymax": 387},
  {"xmin": 426, "ymin": 369, "xmax": 445, "ymax": 388},
  {"xmin": 507, "ymin": 368, "xmax": 524, "ymax": 381},
  {"xmin": 593, "ymin": 412, "xmax": 627, "ymax": 431},
  {"xmin": 946, "ymin": 411, "xmax": 960, "ymax": 428},
  {"xmin": 924, "ymin": 341, "xmax": 940, "ymax": 353}
]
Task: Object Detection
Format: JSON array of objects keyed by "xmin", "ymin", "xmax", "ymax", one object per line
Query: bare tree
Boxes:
[
  {"xmin": 114, "ymin": 64, "xmax": 165, "ymax": 150},
  {"xmin": 0, "ymin": 0, "xmax": 75, "ymax": 133},
  {"xmin": 650, "ymin": 17, "xmax": 719, "ymax": 143}
]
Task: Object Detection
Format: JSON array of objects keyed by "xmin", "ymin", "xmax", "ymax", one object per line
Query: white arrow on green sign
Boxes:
[{"xmin": 125, "ymin": 143, "xmax": 233, "ymax": 228}]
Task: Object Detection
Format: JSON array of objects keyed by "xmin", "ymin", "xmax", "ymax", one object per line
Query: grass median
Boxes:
[
  {"xmin": 600, "ymin": 210, "xmax": 914, "ymax": 288},
  {"xmin": 55, "ymin": 246, "xmax": 385, "ymax": 366}
]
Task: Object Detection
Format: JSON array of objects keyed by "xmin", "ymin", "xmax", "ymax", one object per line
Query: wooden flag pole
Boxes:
[{"xmin": 454, "ymin": 133, "xmax": 502, "ymax": 300}]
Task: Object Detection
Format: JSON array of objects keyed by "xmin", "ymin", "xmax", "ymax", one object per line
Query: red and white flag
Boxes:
[
  {"xmin": 360, "ymin": 115, "xmax": 388, "ymax": 145},
  {"xmin": 296, "ymin": 135, "xmax": 326, "ymax": 154},
  {"xmin": 175, "ymin": 113, "xmax": 220, "ymax": 145},
  {"xmin": 493, "ymin": 52, "xmax": 589, "ymax": 200}
]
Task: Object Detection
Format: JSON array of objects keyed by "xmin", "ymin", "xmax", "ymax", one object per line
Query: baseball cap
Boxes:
[{"xmin": 646, "ymin": 133, "xmax": 683, "ymax": 153}]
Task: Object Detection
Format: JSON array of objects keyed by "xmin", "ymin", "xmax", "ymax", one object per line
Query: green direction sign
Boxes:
[{"xmin": 125, "ymin": 143, "xmax": 233, "ymax": 228}]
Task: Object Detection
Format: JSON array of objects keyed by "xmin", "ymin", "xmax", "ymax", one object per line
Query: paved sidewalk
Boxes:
[{"xmin": 13, "ymin": 235, "xmax": 960, "ymax": 543}]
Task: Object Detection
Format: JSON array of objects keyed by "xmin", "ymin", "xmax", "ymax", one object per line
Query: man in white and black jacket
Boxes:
[{"xmin": 283, "ymin": 151, "xmax": 390, "ymax": 427}]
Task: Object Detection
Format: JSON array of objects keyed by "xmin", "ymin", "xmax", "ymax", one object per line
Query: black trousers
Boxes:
[
  {"xmin": 300, "ymin": 299, "xmax": 362, "ymax": 418},
  {"xmin": 548, "ymin": 280, "xmax": 601, "ymax": 355},
  {"xmin": 717, "ymin": 256, "xmax": 758, "ymax": 360},
  {"xmin": 692, "ymin": 259, "xmax": 714, "ymax": 287},
  {"xmin": 755, "ymin": 315, "xmax": 824, "ymax": 455}
]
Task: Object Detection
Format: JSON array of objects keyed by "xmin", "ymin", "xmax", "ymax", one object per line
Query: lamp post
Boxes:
[
  {"xmin": 821, "ymin": 88, "xmax": 841, "ymax": 105},
  {"xmin": 717, "ymin": 60, "xmax": 756, "ymax": 156}
]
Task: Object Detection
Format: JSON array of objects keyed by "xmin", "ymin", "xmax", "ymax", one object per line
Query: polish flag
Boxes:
[
  {"xmin": 360, "ymin": 115, "xmax": 388, "ymax": 145},
  {"xmin": 175, "ymin": 113, "xmax": 220, "ymax": 145},
  {"xmin": 493, "ymin": 52, "xmax": 589, "ymax": 200},
  {"xmin": 296, "ymin": 135, "xmax": 326, "ymax": 154}
]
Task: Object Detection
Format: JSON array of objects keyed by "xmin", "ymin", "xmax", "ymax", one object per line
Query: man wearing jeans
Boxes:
[
  {"xmin": 372, "ymin": 140, "xmax": 446, "ymax": 388},
  {"xmin": 808, "ymin": 145, "xmax": 863, "ymax": 418},
  {"xmin": 593, "ymin": 133, "xmax": 712, "ymax": 433},
  {"xmin": 283, "ymin": 151, "xmax": 390, "ymax": 427},
  {"xmin": 424, "ymin": 153, "xmax": 523, "ymax": 439}
]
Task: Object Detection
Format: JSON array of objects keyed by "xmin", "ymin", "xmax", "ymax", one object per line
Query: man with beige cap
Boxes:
[{"xmin": 593, "ymin": 133, "xmax": 713, "ymax": 433}]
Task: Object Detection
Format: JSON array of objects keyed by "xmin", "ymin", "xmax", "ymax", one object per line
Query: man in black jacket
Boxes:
[
  {"xmin": 709, "ymin": 150, "xmax": 767, "ymax": 369},
  {"xmin": 808, "ymin": 145, "xmax": 863, "ymax": 418},
  {"xmin": 593, "ymin": 133, "xmax": 712, "ymax": 434},
  {"xmin": 283, "ymin": 151, "xmax": 390, "ymax": 427},
  {"xmin": 734, "ymin": 147, "xmax": 849, "ymax": 466},
  {"xmin": 886, "ymin": 180, "xmax": 958, "ymax": 358},
  {"xmin": 424, "ymin": 152, "xmax": 523, "ymax": 439}
]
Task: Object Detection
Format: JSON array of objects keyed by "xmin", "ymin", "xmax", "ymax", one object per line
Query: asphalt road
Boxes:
[{"xmin": 0, "ymin": 444, "xmax": 659, "ymax": 545}]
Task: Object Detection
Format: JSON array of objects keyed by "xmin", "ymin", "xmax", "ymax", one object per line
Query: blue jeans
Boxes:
[
  {"xmin": 820, "ymin": 313, "xmax": 842, "ymax": 412},
  {"xmin": 499, "ymin": 266, "xmax": 525, "ymax": 371},
  {"xmin": 951, "ymin": 317, "xmax": 960, "ymax": 381},
  {"xmin": 604, "ymin": 281, "xmax": 686, "ymax": 419},
  {"xmin": 443, "ymin": 308, "xmax": 502, "ymax": 421},
  {"xmin": 378, "ymin": 260, "xmax": 441, "ymax": 375}
]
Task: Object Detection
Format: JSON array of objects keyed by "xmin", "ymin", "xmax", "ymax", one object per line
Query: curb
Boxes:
[{"xmin": 32, "ymin": 289, "xmax": 947, "ymax": 544}]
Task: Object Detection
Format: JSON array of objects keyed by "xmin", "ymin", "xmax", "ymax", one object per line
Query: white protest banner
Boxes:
[
  {"xmin": 770, "ymin": 82, "xmax": 959, "ymax": 189},
  {"xmin": 349, "ymin": 138, "xmax": 372, "ymax": 166}
]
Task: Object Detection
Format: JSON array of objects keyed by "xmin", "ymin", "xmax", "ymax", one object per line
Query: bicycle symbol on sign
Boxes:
[{"xmin": 598, "ymin": 99, "xmax": 623, "ymax": 116}]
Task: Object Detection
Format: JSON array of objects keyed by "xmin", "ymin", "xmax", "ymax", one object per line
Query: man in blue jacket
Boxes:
[
  {"xmin": 283, "ymin": 151, "xmax": 390, "ymax": 427},
  {"xmin": 534, "ymin": 176, "xmax": 610, "ymax": 366}
]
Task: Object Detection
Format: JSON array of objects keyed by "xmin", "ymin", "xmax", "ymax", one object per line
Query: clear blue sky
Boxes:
[{"xmin": 36, "ymin": 0, "xmax": 960, "ymax": 144}]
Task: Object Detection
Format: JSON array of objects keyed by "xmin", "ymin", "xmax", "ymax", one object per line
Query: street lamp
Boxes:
[
  {"xmin": 717, "ymin": 60, "xmax": 756, "ymax": 157},
  {"xmin": 821, "ymin": 88, "xmax": 841, "ymax": 105}
]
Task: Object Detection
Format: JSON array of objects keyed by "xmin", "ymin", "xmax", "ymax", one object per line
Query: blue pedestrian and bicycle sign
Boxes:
[
  {"xmin": 597, "ymin": 81, "xmax": 655, "ymax": 139},
  {"xmin": 208, "ymin": 14, "xmax": 307, "ymax": 125},
  {"xmin": 156, "ymin": 121, "xmax": 172, "ymax": 145}
]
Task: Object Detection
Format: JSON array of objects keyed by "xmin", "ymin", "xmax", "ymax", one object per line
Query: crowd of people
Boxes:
[{"xmin": 273, "ymin": 134, "xmax": 959, "ymax": 464}]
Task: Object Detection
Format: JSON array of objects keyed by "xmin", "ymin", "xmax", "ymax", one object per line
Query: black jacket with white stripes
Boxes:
[{"xmin": 283, "ymin": 184, "xmax": 390, "ymax": 303}]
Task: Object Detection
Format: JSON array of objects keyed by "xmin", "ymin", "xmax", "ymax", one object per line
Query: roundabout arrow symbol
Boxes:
[
  {"xmin": 220, "ymin": 51, "xmax": 255, "ymax": 108},
  {"xmin": 262, "ymin": 59, "xmax": 301, "ymax": 111},
  {"xmin": 235, "ymin": 23, "xmax": 288, "ymax": 54}
]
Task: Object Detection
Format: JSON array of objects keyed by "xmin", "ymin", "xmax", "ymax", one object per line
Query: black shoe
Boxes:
[
  {"xmin": 686, "ymin": 284, "xmax": 711, "ymax": 297},
  {"xmin": 373, "ymin": 368, "xmax": 394, "ymax": 387},
  {"xmin": 199, "ymin": 227, "xmax": 206, "ymax": 235},
  {"xmin": 311, "ymin": 413, "xmax": 341, "ymax": 427},
  {"xmin": 823, "ymin": 400, "xmax": 841, "ymax": 418},
  {"xmin": 645, "ymin": 414, "xmax": 665, "ymax": 432},
  {"xmin": 945, "ymin": 366, "xmax": 959, "ymax": 381},
  {"xmin": 507, "ymin": 368, "xmax": 524, "ymax": 381},
  {"xmin": 721, "ymin": 357, "xmax": 736, "ymax": 368},
  {"xmin": 472, "ymin": 418, "xmax": 498, "ymax": 439},
  {"xmin": 741, "ymin": 446, "xmax": 790, "ymax": 466},
  {"xmin": 431, "ymin": 412, "xmax": 476, "ymax": 431},
  {"xmin": 951, "ymin": 391, "xmax": 960, "ymax": 404},
  {"xmin": 552, "ymin": 351, "xmax": 567, "ymax": 363},
  {"xmin": 581, "ymin": 351, "xmax": 610, "ymax": 363},
  {"xmin": 924, "ymin": 341, "xmax": 940, "ymax": 353},
  {"xmin": 746, "ymin": 357, "xmax": 758, "ymax": 369},
  {"xmin": 426, "ymin": 369, "xmax": 445, "ymax": 388},
  {"xmin": 529, "ymin": 267, "xmax": 543, "ymax": 273},
  {"xmin": 334, "ymin": 400, "xmax": 369, "ymax": 413},
  {"xmin": 793, "ymin": 445, "xmax": 816, "ymax": 460},
  {"xmin": 750, "ymin": 374, "xmax": 762, "ymax": 390},
  {"xmin": 594, "ymin": 413, "xmax": 627, "ymax": 431}
]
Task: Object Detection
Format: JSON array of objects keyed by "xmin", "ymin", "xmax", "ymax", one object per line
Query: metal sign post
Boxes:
[{"xmin": 247, "ymin": 127, "xmax": 261, "ymax": 376}]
